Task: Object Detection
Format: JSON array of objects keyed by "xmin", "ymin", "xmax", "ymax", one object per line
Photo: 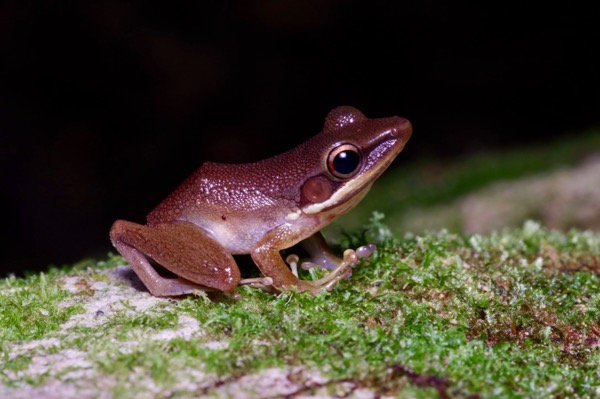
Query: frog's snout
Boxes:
[{"xmin": 393, "ymin": 117, "xmax": 413, "ymax": 143}]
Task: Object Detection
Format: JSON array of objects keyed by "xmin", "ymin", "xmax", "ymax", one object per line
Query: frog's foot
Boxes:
[
  {"xmin": 300, "ymin": 243, "xmax": 376, "ymax": 271},
  {"xmin": 290, "ymin": 249, "xmax": 362, "ymax": 293}
]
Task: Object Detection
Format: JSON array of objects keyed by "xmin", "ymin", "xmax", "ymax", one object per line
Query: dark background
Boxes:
[{"xmin": 1, "ymin": 1, "xmax": 599, "ymax": 276}]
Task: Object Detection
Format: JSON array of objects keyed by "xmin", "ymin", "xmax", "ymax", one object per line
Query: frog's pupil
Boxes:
[{"xmin": 333, "ymin": 150, "xmax": 360, "ymax": 175}]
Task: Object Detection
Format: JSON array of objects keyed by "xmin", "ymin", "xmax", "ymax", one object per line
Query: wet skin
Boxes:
[{"xmin": 110, "ymin": 106, "xmax": 412, "ymax": 296}]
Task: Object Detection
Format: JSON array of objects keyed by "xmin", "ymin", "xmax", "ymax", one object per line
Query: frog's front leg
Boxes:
[
  {"xmin": 248, "ymin": 229, "xmax": 371, "ymax": 294},
  {"xmin": 110, "ymin": 220, "xmax": 241, "ymax": 296}
]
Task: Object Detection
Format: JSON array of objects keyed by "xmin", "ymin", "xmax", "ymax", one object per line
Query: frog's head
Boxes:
[{"xmin": 300, "ymin": 106, "xmax": 412, "ymax": 215}]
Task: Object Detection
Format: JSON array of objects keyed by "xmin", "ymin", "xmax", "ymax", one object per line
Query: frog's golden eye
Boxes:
[{"xmin": 327, "ymin": 144, "xmax": 361, "ymax": 179}]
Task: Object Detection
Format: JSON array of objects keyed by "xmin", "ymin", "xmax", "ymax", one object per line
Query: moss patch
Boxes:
[{"xmin": 1, "ymin": 219, "xmax": 599, "ymax": 398}]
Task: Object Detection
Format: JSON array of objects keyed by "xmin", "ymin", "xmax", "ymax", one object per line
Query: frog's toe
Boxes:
[
  {"xmin": 285, "ymin": 254, "xmax": 300, "ymax": 277},
  {"xmin": 341, "ymin": 248, "xmax": 359, "ymax": 268},
  {"xmin": 239, "ymin": 276, "xmax": 276, "ymax": 293},
  {"xmin": 356, "ymin": 243, "xmax": 376, "ymax": 258},
  {"xmin": 300, "ymin": 261, "xmax": 319, "ymax": 270}
]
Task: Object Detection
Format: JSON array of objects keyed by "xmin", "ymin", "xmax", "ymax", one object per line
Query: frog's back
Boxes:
[
  {"xmin": 145, "ymin": 108, "xmax": 382, "ymax": 226},
  {"xmin": 146, "ymin": 146, "xmax": 317, "ymax": 226}
]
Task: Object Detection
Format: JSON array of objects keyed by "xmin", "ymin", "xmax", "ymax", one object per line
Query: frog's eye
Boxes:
[{"xmin": 327, "ymin": 144, "xmax": 361, "ymax": 179}]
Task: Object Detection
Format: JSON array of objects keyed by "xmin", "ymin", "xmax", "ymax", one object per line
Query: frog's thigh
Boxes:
[{"xmin": 110, "ymin": 220, "xmax": 240, "ymax": 295}]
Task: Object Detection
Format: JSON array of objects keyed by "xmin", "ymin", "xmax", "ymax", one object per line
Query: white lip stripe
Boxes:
[{"xmin": 302, "ymin": 177, "xmax": 371, "ymax": 214}]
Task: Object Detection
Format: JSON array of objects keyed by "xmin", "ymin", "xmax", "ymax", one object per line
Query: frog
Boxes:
[{"xmin": 110, "ymin": 106, "xmax": 412, "ymax": 297}]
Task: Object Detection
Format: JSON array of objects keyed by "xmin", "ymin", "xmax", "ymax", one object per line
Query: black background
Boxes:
[{"xmin": 1, "ymin": 1, "xmax": 599, "ymax": 275}]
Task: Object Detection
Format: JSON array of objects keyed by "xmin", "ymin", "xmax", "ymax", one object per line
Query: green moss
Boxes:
[
  {"xmin": 160, "ymin": 219, "xmax": 599, "ymax": 397},
  {"xmin": 1, "ymin": 220, "xmax": 599, "ymax": 397},
  {"xmin": 0, "ymin": 273, "xmax": 82, "ymax": 342},
  {"xmin": 4, "ymin": 128, "xmax": 600, "ymax": 397}
]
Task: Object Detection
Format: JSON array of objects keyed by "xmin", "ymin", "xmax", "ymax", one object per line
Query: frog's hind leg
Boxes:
[
  {"xmin": 112, "ymin": 240, "xmax": 204, "ymax": 297},
  {"xmin": 110, "ymin": 220, "xmax": 241, "ymax": 296}
]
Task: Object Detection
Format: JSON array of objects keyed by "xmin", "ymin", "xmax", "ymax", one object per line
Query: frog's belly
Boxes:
[
  {"xmin": 184, "ymin": 214, "xmax": 281, "ymax": 255},
  {"xmin": 209, "ymin": 220, "xmax": 273, "ymax": 254}
]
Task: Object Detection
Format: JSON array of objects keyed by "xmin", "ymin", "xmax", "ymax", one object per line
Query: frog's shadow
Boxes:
[{"xmin": 111, "ymin": 265, "xmax": 147, "ymax": 293}]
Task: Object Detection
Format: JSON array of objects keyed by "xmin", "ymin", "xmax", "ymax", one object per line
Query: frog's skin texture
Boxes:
[{"xmin": 110, "ymin": 106, "xmax": 412, "ymax": 297}]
